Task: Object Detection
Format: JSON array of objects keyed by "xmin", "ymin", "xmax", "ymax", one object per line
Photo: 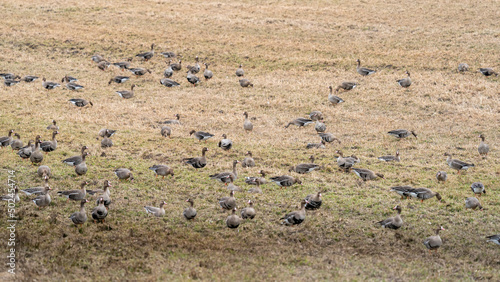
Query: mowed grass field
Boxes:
[{"xmin": 0, "ymin": 0, "xmax": 499, "ymax": 280}]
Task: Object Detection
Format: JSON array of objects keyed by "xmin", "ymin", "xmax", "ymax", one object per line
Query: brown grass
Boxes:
[{"xmin": 0, "ymin": 0, "xmax": 499, "ymax": 280}]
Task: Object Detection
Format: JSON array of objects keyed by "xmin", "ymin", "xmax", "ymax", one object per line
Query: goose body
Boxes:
[
  {"xmin": 218, "ymin": 134, "xmax": 233, "ymax": 150},
  {"xmin": 98, "ymin": 129, "xmax": 117, "ymax": 138},
  {"xmin": 306, "ymin": 140, "xmax": 326, "ymax": 149},
  {"xmin": 335, "ymin": 82, "xmax": 357, "ymax": 92},
  {"xmin": 69, "ymin": 99, "xmax": 93, "ymax": 107},
  {"xmin": 376, "ymin": 205, "xmax": 403, "ymax": 229},
  {"xmin": 241, "ymin": 200, "xmax": 256, "ymax": 219},
  {"xmin": 352, "ymin": 168, "xmax": 383, "ymax": 181},
  {"xmin": 30, "ymin": 140, "xmax": 44, "ymax": 165},
  {"xmin": 75, "ymin": 152, "xmax": 89, "ymax": 175},
  {"xmin": 378, "ymin": 151, "xmax": 400, "ymax": 162},
  {"xmin": 65, "ymin": 82, "xmax": 84, "ymax": 91},
  {"xmin": 95, "ymin": 180, "xmax": 112, "ymax": 208},
  {"xmin": 235, "ymin": 64, "xmax": 244, "ymax": 77},
  {"xmin": 144, "ymin": 201, "xmax": 166, "ymax": 217},
  {"xmin": 170, "ymin": 60, "xmax": 182, "ymax": 71},
  {"xmin": 243, "ymin": 112, "xmax": 253, "ymax": 132},
  {"xmin": 478, "ymin": 134, "xmax": 489, "ymax": 158},
  {"xmin": 436, "ymin": 171, "xmax": 447, "ymax": 182},
  {"xmin": 37, "ymin": 165, "xmax": 51, "ymax": 178},
  {"xmin": 318, "ymin": 133, "xmax": 340, "ymax": 144},
  {"xmin": 486, "ymin": 235, "xmax": 500, "ymax": 245},
  {"xmin": 190, "ymin": 130, "xmax": 214, "ymax": 141},
  {"xmin": 112, "ymin": 59, "xmax": 132, "ymax": 71},
  {"xmin": 226, "ymin": 208, "xmax": 241, "ymax": 228},
  {"xmin": 218, "ymin": 190, "xmax": 236, "ymax": 211},
  {"xmin": 108, "ymin": 76, "xmax": 130, "ymax": 84},
  {"xmin": 397, "ymin": 71, "xmax": 412, "ymax": 88},
  {"xmin": 32, "ymin": 186, "xmax": 52, "ymax": 208},
  {"xmin": 210, "ymin": 160, "xmax": 239, "ymax": 184},
  {"xmin": 304, "ymin": 192, "xmax": 322, "ymax": 210},
  {"xmin": 163, "ymin": 62, "xmax": 174, "ymax": 78},
  {"xmin": 470, "ymin": 182, "xmax": 485, "ymax": 196},
  {"xmin": 0, "ymin": 129, "xmax": 15, "ymax": 147},
  {"xmin": 478, "ymin": 68, "xmax": 498, "ymax": 77},
  {"xmin": 160, "ymin": 126, "xmax": 171, "ymax": 138},
  {"xmin": 116, "ymin": 84, "xmax": 135, "ymax": 99},
  {"xmin": 406, "ymin": 187, "xmax": 442, "ymax": 202},
  {"xmin": 269, "ymin": 175, "xmax": 301, "ymax": 187},
  {"xmin": 290, "ymin": 156, "xmax": 320, "ymax": 174},
  {"xmin": 10, "ymin": 133, "xmax": 23, "ymax": 150},
  {"xmin": 423, "ymin": 226, "xmax": 445, "ymax": 251},
  {"xmin": 128, "ymin": 68, "xmax": 151, "ymax": 76},
  {"xmin": 388, "ymin": 129, "xmax": 417, "ymax": 139},
  {"xmin": 135, "ymin": 43, "xmax": 155, "ymax": 61},
  {"xmin": 17, "ymin": 140, "xmax": 34, "ymax": 159},
  {"xmin": 21, "ymin": 76, "xmax": 39, "ymax": 82},
  {"xmin": 183, "ymin": 199, "xmax": 197, "ymax": 220},
  {"xmin": 1, "ymin": 188, "xmax": 20, "ymax": 203},
  {"xmin": 203, "ymin": 63, "xmax": 213, "ymax": 80},
  {"xmin": 57, "ymin": 181, "xmax": 88, "ymax": 201},
  {"xmin": 91, "ymin": 198, "xmax": 108, "ymax": 223},
  {"xmin": 239, "ymin": 79, "xmax": 253, "ymax": 87},
  {"xmin": 186, "ymin": 71, "xmax": 200, "ymax": 86},
  {"xmin": 281, "ymin": 200, "xmax": 307, "ymax": 226},
  {"xmin": 62, "ymin": 146, "xmax": 88, "ymax": 166},
  {"xmin": 70, "ymin": 200, "xmax": 89, "ymax": 226},
  {"xmin": 42, "ymin": 78, "xmax": 60, "ymax": 90},
  {"xmin": 22, "ymin": 176, "xmax": 49, "ymax": 196},
  {"xmin": 444, "ymin": 153, "xmax": 474, "ymax": 173},
  {"xmin": 47, "ymin": 120, "xmax": 59, "ymax": 131},
  {"xmin": 101, "ymin": 137, "xmax": 113, "ymax": 148},
  {"xmin": 285, "ymin": 117, "xmax": 314, "ymax": 128},
  {"xmin": 40, "ymin": 131, "xmax": 58, "ymax": 152},
  {"xmin": 4, "ymin": 79, "xmax": 20, "ymax": 86},
  {"xmin": 183, "ymin": 147, "xmax": 208, "ymax": 169},
  {"xmin": 314, "ymin": 121, "xmax": 326, "ymax": 133},
  {"xmin": 162, "ymin": 114, "xmax": 181, "ymax": 125},
  {"xmin": 114, "ymin": 168, "xmax": 134, "ymax": 181},
  {"xmin": 458, "ymin": 63, "xmax": 469, "ymax": 72},
  {"xmin": 328, "ymin": 86, "xmax": 345, "ymax": 105},
  {"xmin": 149, "ymin": 165, "xmax": 174, "ymax": 179},
  {"xmin": 356, "ymin": 59, "xmax": 376, "ymax": 76},
  {"xmin": 465, "ymin": 197, "xmax": 482, "ymax": 210},
  {"xmin": 241, "ymin": 151, "xmax": 255, "ymax": 168},
  {"xmin": 160, "ymin": 78, "xmax": 180, "ymax": 87},
  {"xmin": 390, "ymin": 185, "xmax": 413, "ymax": 199}
]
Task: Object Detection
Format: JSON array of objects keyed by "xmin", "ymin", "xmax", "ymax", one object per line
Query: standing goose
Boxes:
[
  {"xmin": 423, "ymin": 226, "xmax": 445, "ymax": 253},
  {"xmin": 69, "ymin": 99, "xmax": 93, "ymax": 107},
  {"xmin": 160, "ymin": 51, "xmax": 176, "ymax": 58},
  {"xmin": 128, "ymin": 68, "xmax": 151, "ymax": 76},
  {"xmin": 335, "ymin": 81, "xmax": 357, "ymax": 92},
  {"xmin": 486, "ymin": 235, "xmax": 500, "ymax": 245},
  {"xmin": 218, "ymin": 134, "xmax": 233, "ymax": 151},
  {"xmin": 388, "ymin": 129, "xmax": 417, "ymax": 139},
  {"xmin": 245, "ymin": 170, "xmax": 267, "ymax": 186},
  {"xmin": 92, "ymin": 198, "xmax": 108, "ymax": 223},
  {"xmin": 144, "ymin": 201, "xmax": 166, "ymax": 217},
  {"xmin": 65, "ymin": 81, "xmax": 84, "ymax": 91},
  {"xmin": 444, "ymin": 153, "xmax": 474, "ymax": 174},
  {"xmin": 170, "ymin": 60, "xmax": 182, "ymax": 71},
  {"xmin": 21, "ymin": 75, "xmax": 39, "ymax": 82},
  {"xmin": 30, "ymin": 140, "xmax": 44, "ymax": 165},
  {"xmin": 356, "ymin": 59, "xmax": 376, "ymax": 76},
  {"xmin": 0, "ymin": 129, "xmax": 15, "ymax": 147},
  {"xmin": 42, "ymin": 78, "xmax": 61, "ymax": 90},
  {"xmin": 314, "ymin": 120, "xmax": 326, "ymax": 133},
  {"xmin": 91, "ymin": 54, "xmax": 105, "ymax": 63},
  {"xmin": 10, "ymin": 133, "xmax": 23, "ymax": 150},
  {"xmin": 183, "ymin": 147, "xmax": 208, "ymax": 169},
  {"xmin": 101, "ymin": 136, "xmax": 113, "ymax": 148},
  {"xmin": 40, "ymin": 131, "xmax": 58, "ymax": 152},
  {"xmin": 57, "ymin": 181, "xmax": 89, "ymax": 201},
  {"xmin": 4, "ymin": 79, "xmax": 20, "ymax": 87},
  {"xmin": 22, "ymin": 176, "xmax": 49, "ymax": 196},
  {"xmin": 478, "ymin": 134, "xmax": 489, "ymax": 158},
  {"xmin": 47, "ymin": 120, "xmax": 59, "ymax": 131},
  {"xmin": 114, "ymin": 168, "xmax": 134, "ymax": 182},
  {"xmin": 239, "ymin": 79, "xmax": 253, "ymax": 87},
  {"xmin": 328, "ymin": 86, "xmax": 345, "ymax": 106},
  {"xmin": 162, "ymin": 114, "xmax": 181, "ymax": 125},
  {"xmin": 186, "ymin": 56, "xmax": 200, "ymax": 74},
  {"xmin": 390, "ymin": 185, "xmax": 413, "ymax": 199},
  {"xmin": 378, "ymin": 150, "xmax": 400, "ymax": 162},
  {"xmin": 318, "ymin": 133, "xmax": 341, "ymax": 144},
  {"xmin": 0, "ymin": 73, "xmax": 19, "ymax": 79},
  {"xmin": 75, "ymin": 152, "xmax": 89, "ymax": 176},
  {"xmin": 305, "ymin": 192, "xmax": 322, "ymax": 210},
  {"xmin": 470, "ymin": 182, "xmax": 485, "ymax": 197},
  {"xmin": 69, "ymin": 199, "xmax": 89, "ymax": 226},
  {"xmin": 183, "ymin": 199, "xmax": 197, "ymax": 220},
  {"xmin": 436, "ymin": 171, "xmax": 447, "ymax": 183},
  {"xmin": 112, "ymin": 58, "xmax": 132, "ymax": 71},
  {"xmin": 98, "ymin": 129, "xmax": 117, "ymax": 138},
  {"xmin": 163, "ymin": 61, "xmax": 174, "ymax": 78},
  {"xmin": 160, "ymin": 78, "xmax": 180, "ymax": 87},
  {"xmin": 116, "ymin": 84, "xmax": 136, "ymax": 99},
  {"xmin": 226, "ymin": 208, "xmax": 241, "ymax": 229},
  {"xmin": 32, "ymin": 186, "xmax": 52, "ymax": 208},
  {"xmin": 241, "ymin": 200, "xmax": 256, "ymax": 219},
  {"xmin": 203, "ymin": 63, "xmax": 213, "ymax": 81},
  {"xmin": 465, "ymin": 197, "xmax": 483, "ymax": 210},
  {"xmin": 62, "ymin": 146, "xmax": 88, "ymax": 166},
  {"xmin": 243, "ymin": 112, "xmax": 253, "ymax": 132},
  {"xmin": 352, "ymin": 168, "xmax": 384, "ymax": 181},
  {"xmin": 108, "ymin": 76, "xmax": 130, "ymax": 85},
  {"xmin": 17, "ymin": 140, "xmax": 34, "ymax": 160},
  {"xmin": 397, "ymin": 71, "xmax": 412, "ymax": 88},
  {"xmin": 149, "ymin": 164, "xmax": 174, "ymax": 179},
  {"xmin": 285, "ymin": 117, "xmax": 314, "ymax": 128},
  {"xmin": 309, "ymin": 111, "xmax": 323, "ymax": 121},
  {"xmin": 376, "ymin": 205, "xmax": 403, "ymax": 229},
  {"xmin": 269, "ymin": 175, "xmax": 302, "ymax": 187},
  {"xmin": 37, "ymin": 165, "xmax": 51, "ymax": 178},
  {"xmin": 97, "ymin": 61, "xmax": 110, "ymax": 71},
  {"xmin": 478, "ymin": 68, "xmax": 498, "ymax": 77},
  {"xmin": 306, "ymin": 140, "xmax": 326, "ymax": 149},
  {"xmin": 95, "ymin": 180, "xmax": 112, "ymax": 208},
  {"xmin": 186, "ymin": 70, "xmax": 200, "ymax": 86},
  {"xmin": 160, "ymin": 126, "xmax": 171, "ymax": 138},
  {"xmin": 407, "ymin": 187, "xmax": 442, "ymax": 202},
  {"xmin": 1, "ymin": 187, "xmax": 20, "ymax": 203},
  {"xmin": 336, "ymin": 150, "xmax": 359, "ymax": 172},
  {"xmin": 189, "ymin": 130, "xmax": 214, "ymax": 142},
  {"xmin": 281, "ymin": 200, "xmax": 307, "ymax": 226},
  {"xmin": 209, "ymin": 160, "xmax": 240, "ymax": 184},
  {"xmin": 135, "ymin": 43, "xmax": 155, "ymax": 61},
  {"xmin": 218, "ymin": 190, "xmax": 236, "ymax": 211},
  {"xmin": 242, "ymin": 151, "xmax": 255, "ymax": 168},
  {"xmin": 289, "ymin": 156, "xmax": 321, "ymax": 174},
  {"xmin": 235, "ymin": 64, "xmax": 244, "ymax": 77}
]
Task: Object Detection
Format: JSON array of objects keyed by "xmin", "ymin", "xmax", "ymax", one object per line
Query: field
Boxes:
[{"xmin": 0, "ymin": 0, "xmax": 499, "ymax": 280}]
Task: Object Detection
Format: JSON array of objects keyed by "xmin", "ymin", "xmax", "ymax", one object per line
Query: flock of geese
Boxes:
[{"xmin": 1, "ymin": 43, "xmax": 499, "ymax": 252}]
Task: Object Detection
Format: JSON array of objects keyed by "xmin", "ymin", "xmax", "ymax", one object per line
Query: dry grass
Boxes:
[{"xmin": 0, "ymin": 0, "xmax": 499, "ymax": 280}]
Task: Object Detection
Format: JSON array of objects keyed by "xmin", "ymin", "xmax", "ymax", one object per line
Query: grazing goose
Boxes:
[
  {"xmin": 40, "ymin": 131, "xmax": 58, "ymax": 152},
  {"xmin": 478, "ymin": 68, "xmax": 498, "ymax": 77},
  {"xmin": 376, "ymin": 205, "xmax": 403, "ymax": 229},
  {"xmin": 17, "ymin": 140, "xmax": 34, "ymax": 160},
  {"xmin": 62, "ymin": 146, "xmax": 88, "ymax": 166},
  {"xmin": 10, "ymin": 133, "xmax": 23, "ymax": 150},
  {"xmin": 328, "ymin": 86, "xmax": 345, "ymax": 106},
  {"xmin": 407, "ymin": 187, "xmax": 442, "ymax": 202},
  {"xmin": 243, "ymin": 112, "xmax": 253, "ymax": 132},
  {"xmin": 114, "ymin": 168, "xmax": 134, "ymax": 181},
  {"xmin": 210, "ymin": 160, "xmax": 240, "ymax": 184},
  {"xmin": 352, "ymin": 168, "xmax": 384, "ymax": 181},
  {"xmin": 336, "ymin": 150, "xmax": 359, "ymax": 172},
  {"xmin": 226, "ymin": 208, "xmax": 242, "ymax": 229},
  {"xmin": 160, "ymin": 78, "xmax": 180, "ymax": 87},
  {"xmin": 95, "ymin": 180, "xmax": 112, "ymax": 208},
  {"xmin": 436, "ymin": 171, "xmax": 447, "ymax": 182},
  {"xmin": 281, "ymin": 200, "xmax": 307, "ymax": 226},
  {"xmin": 285, "ymin": 117, "xmax": 314, "ymax": 128},
  {"xmin": 314, "ymin": 120, "xmax": 326, "ymax": 133},
  {"xmin": 189, "ymin": 130, "xmax": 214, "ymax": 142},
  {"xmin": 170, "ymin": 60, "xmax": 182, "ymax": 71},
  {"xmin": 75, "ymin": 152, "xmax": 89, "ymax": 176},
  {"xmin": 4, "ymin": 79, "xmax": 20, "ymax": 86},
  {"xmin": 91, "ymin": 54, "xmax": 105, "ymax": 63},
  {"xmin": 92, "ymin": 198, "xmax": 108, "ymax": 223},
  {"xmin": 30, "ymin": 140, "xmax": 43, "ymax": 165},
  {"xmin": 470, "ymin": 182, "xmax": 485, "ymax": 196},
  {"xmin": 58, "ymin": 181, "xmax": 88, "ymax": 201},
  {"xmin": 457, "ymin": 63, "xmax": 469, "ymax": 72},
  {"xmin": 218, "ymin": 134, "xmax": 233, "ymax": 150},
  {"xmin": 245, "ymin": 170, "xmax": 267, "ymax": 186},
  {"xmin": 186, "ymin": 70, "xmax": 200, "ymax": 86},
  {"xmin": 65, "ymin": 82, "xmax": 84, "ymax": 91},
  {"xmin": 239, "ymin": 79, "xmax": 253, "ymax": 87},
  {"xmin": 32, "ymin": 186, "xmax": 52, "ymax": 208},
  {"xmin": 378, "ymin": 150, "xmax": 400, "ymax": 162},
  {"xmin": 305, "ymin": 192, "xmax": 322, "ymax": 210},
  {"xmin": 356, "ymin": 59, "xmax": 376, "ymax": 76},
  {"xmin": 309, "ymin": 111, "xmax": 324, "ymax": 121},
  {"xmin": 396, "ymin": 71, "xmax": 412, "ymax": 88},
  {"xmin": 144, "ymin": 201, "xmax": 166, "ymax": 217},
  {"xmin": 465, "ymin": 197, "xmax": 483, "ymax": 210},
  {"xmin": 116, "ymin": 84, "xmax": 136, "ymax": 99},
  {"xmin": 160, "ymin": 51, "xmax": 176, "ymax": 58},
  {"xmin": 290, "ymin": 156, "xmax": 321, "ymax": 174},
  {"xmin": 101, "ymin": 136, "xmax": 113, "ymax": 148},
  {"xmin": 37, "ymin": 165, "xmax": 51, "ymax": 178},
  {"xmin": 335, "ymin": 81, "xmax": 357, "ymax": 92},
  {"xmin": 218, "ymin": 190, "xmax": 236, "ymax": 211},
  {"xmin": 69, "ymin": 98, "xmax": 93, "ymax": 107},
  {"xmin": 423, "ymin": 226, "xmax": 445, "ymax": 252},
  {"xmin": 186, "ymin": 56, "xmax": 200, "ymax": 74},
  {"xmin": 47, "ymin": 120, "xmax": 59, "ymax": 131},
  {"xmin": 162, "ymin": 114, "xmax": 181, "ymax": 125},
  {"xmin": 97, "ymin": 61, "xmax": 110, "ymax": 71},
  {"xmin": 149, "ymin": 164, "xmax": 174, "ymax": 179},
  {"xmin": 183, "ymin": 199, "xmax": 197, "ymax": 220},
  {"xmin": 163, "ymin": 61, "xmax": 174, "ymax": 78},
  {"xmin": 108, "ymin": 76, "xmax": 130, "ymax": 85},
  {"xmin": 306, "ymin": 140, "xmax": 326, "ymax": 149},
  {"xmin": 390, "ymin": 185, "xmax": 414, "ymax": 199},
  {"xmin": 135, "ymin": 43, "xmax": 155, "ymax": 61},
  {"xmin": 0, "ymin": 129, "xmax": 15, "ymax": 147},
  {"xmin": 61, "ymin": 75, "xmax": 78, "ymax": 82},
  {"xmin": 0, "ymin": 73, "xmax": 19, "ymax": 79},
  {"xmin": 160, "ymin": 126, "xmax": 171, "ymax": 138},
  {"xmin": 21, "ymin": 75, "xmax": 39, "ymax": 82},
  {"xmin": 1, "ymin": 187, "xmax": 20, "ymax": 203},
  {"xmin": 388, "ymin": 129, "xmax": 417, "ymax": 139},
  {"xmin": 98, "ymin": 129, "xmax": 116, "ymax": 138},
  {"xmin": 269, "ymin": 175, "xmax": 301, "ymax": 187},
  {"xmin": 318, "ymin": 133, "xmax": 341, "ymax": 144},
  {"xmin": 112, "ymin": 58, "xmax": 132, "ymax": 70},
  {"xmin": 486, "ymin": 235, "xmax": 500, "ymax": 245},
  {"xmin": 478, "ymin": 134, "xmax": 489, "ymax": 158},
  {"xmin": 241, "ymin": 200, "xmax": 256, "ymax": 219},
  {"xmin": 183, "ymin": 147, "xmax": 208, "ymax": 169},
  {"xmin": 203, "ymin": 63, "xmax": 213, "ymax": 80},
  {"xmin": 128, "ymin": 68, "xmax": 151, "ymax": 76},
  {"xmin": 69, "ymin": 199, "xmax": 89, "ymax": 226},
  {"xmin": 444, "ymin": 153, "xmax": 474, "ymax": 174},
  {"xmin": 241, "ymin": 151, "xmax": 255, "ymax": 168},
  {"xmin": 42, "ymin": 78, "xmax": 60, "ymax": 90},
  {"xmin": 235, "ymin": 64, "xmax": 244, "ymax": 77}
]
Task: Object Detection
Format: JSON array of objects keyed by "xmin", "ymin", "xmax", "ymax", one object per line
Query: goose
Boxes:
[
  {"xmin": 149, "ymin": 164, "xmax": 174, "ymax": 179},
  {"xmin": 135, "ymin": 43, "xmax": 155, "ymax": 61},
  {"xmin": 42, "ymin": 78, "xmax": 61, "ymax": 90},
  {"xmin": 186, "ymin": 56, "xmax": 200, "ymax": 74},
  {"xmin": 0, "ymin": 187, "xmax": 19, "ymax": 203},
  {"xmin": 465, "ymin": 197, "xmax": 483, "ymax": 210},
  {"xmin": 40, "ymin": 131, "xmax": 58, "ymax": 152},
  {"xmin": 305, "ymin": 192, "xmax": 322, "ymax": 210},
  {"xmin": 218, "ymin": 190, "xmax": 236, "ymax": 211},
  {"xmin": 91, "ymin": 54, "xmax": 105, "ymax": 63},
  {"xmin": 108, "ymin": 76, "xmax": 130, "ymax": 85},
  {"xmin": 396, "ymin": 71, "xmax": 412, "ymax": 88},
  {"xmin": 62, "ymin": 146, "xmax": 88, "ymax": 166},
  {"xmin": 4, "ymin": 79, "xmax": 20, "ymax": 86},
  {"xmin": 47, "ymin": 120, "xmax": 59, "ymax": 131},
  {"xmin": 245, "ymin": 170, "xmax": 267, "ymax": 186},
  {"xmin": 160, "ymin": 78, "xmax": 180, "ymax": 87},
  {"xmin": 112, "ymin": 58, "xmax": 132, "ymax": 70},
  {"xmin": 423, "ymin": 226, "xmax": 445, "ymax": 252},
  {"xmin": 37, "ymin": 165, "xmax": 51, "ymax": 178},
  {"xmin": 376, "ymin": 205, "xmax": 403, "ymax": 229},
  {"xmin": 289, "ymin": 156, "xmax": 321, "ymax": 174},
  {"xmin": 352, "ymin": 168, "xmax": 384, "ymax": 181},
  {"xmin": 30, "ymin": 140, "xmax": 43, "ymax": 165},
  {"xmin": 163, "ymin": 61, "xmax": 174, "ymax": 78},
  {"xmin": 478, "ymin": 68, "xmax": 498, "ymax": 77},
  {"xmin": 226, "ymin": 208, "xmax": 241, "ymax": 228},
  {"xmin": 335, "ymin": 81, "xmax": 357, "ymax": 92},
  {"xmin": 95, "ymin": 180, "xmax": 112, "ymax": 208},
  {"xmin": 114, "ymin": 168, "xmax": 134, "ymax": 181},
  {"xmin": 57, "ymin": 181, "xmax": 88, "ymax": 201},
  {"xmin": 209, "ymin": 160, "xmax": 240, "ymax": 184},
  {"xmin": 91, "ymin": 198, "xmax": 108, "ymax": 223},
  {"xmin": 186, "ymin": 70, "xmax": 200, "ymax": 86},
  {"xmin": 128, "ymin": 68, "xmax": 151, "ymax": 76},
  {"xmin": 436, "ymin": 171, "xmax": 447, "ymax": 182},
  {"xmin": 21, "ymin": 75, "xmax": 39, "ymax": 82},
  {"xmin": 0, "ymin": 129, "xmax": 15, "ymax": 147},
  {"xmin": 183, "ymin": 147, "xmax": 208, "ymax": 169},
  {"xmin": 10, "ymin": 133, "xmax": 23, "ymax": 150},
  {"xmin": 160, "ymin": 51, "xmax": 176, "ymax": 58},
  {"xmin": 17, "ymin": 140, "xmax": 34, "ymax": 159},
  {"xmin": 306, "ymin": 140, "xmax": 326, "ymax": 149},
  {"xmin": 144, "ymin": 201, "xmax": 166, "ymax": 217},
  {"xmin": 160, "ymin": 126, "xmax": 171, "ymax": 138},
  {"xmin": 189, "ymin": 130, "xmax": 214, "ymax": 142},
  {"xmin": 241, "ymin": 151, "xmax": 255, "ymax": 168},
  {"xmin": 356, "ymin": 59, "xmax": 376, "ymax": 76},
  {"xmin": 269, "ymin": 175, "xmax": 301, "ymax": 187},
  {"xmin": 162, "ymin": 114, "xmax": 181, "ymax": 125},
  {"xmin": 285, "ymin": 117, "xmax": 314, "ymax": 128},
  {"xmin": 486, "ymin": 235, "xmax": 500, "ymax": 245},
  {"xmin": 378, "ymin": 150, "xmax": 400, "ymax": 162},
  {"xmin": 69, "ymin": 199, "xmax": 89, "ymax": 226},
  {"xmin": 116, "ymin": 84, "xmax": 136, "ymax": 99},
  {"xmin": 32, "ymin": 186, "xmax": 52, "ymax": 208},
  {"xmin": 444, "ymin": 153, "xmax": 474, "ymax": 174},
  {"xmin": 218, "ymin": 134, "xmax": 233, "ymax": 150},
  {"xmin": 235, "ymin": 64, "xmax": 244, "ymax": 77},
  {"xmin": 0, "ymin": 73, "xmax": 19, "ymax": 79},
  {"xmin": 243, "ymin": 112, "xmax": 253, "ymax": 132},
  {"xmin": 183, "ymin": 199, "xmax": 197, "ymax": 220},
  {"xmin": 328, "ymin": 86, "xmax": 345, "ymax": 106},
  {"xmin": 75, "ymin": 152, "xmax": 89, "ymax": 176},
  {"xmin": 309, "ymin": 111, "xmax": 323, "ymax": 121},
  {"xmin": 457, "ymin": 63, "xmax": 469, "ymax": 72},
  {"xmin": 390, "ymin": 185, "xmax": 413, "ymax": 199},
  {"xmin": 314, "ymin": 120, "xmax": 326, "ymax": 133},
  {"xmin": 239, "ymin": 79, "xmax": 253, "ymax": 87},
  {"xmin": 470, "ymin": 182, "xmax": 485, "ymax": 196},
  {"xmin": 61, "ymin": 75, "xmax": 78, "ymax": 83},
  {"xmin": 387, "ymin": 129, "xmax": 417, "ymax": 139},
  {"xmin": 478, "ymin": 134, "xmax": 489, "ymax": 158},
  {"xmin": 98, "ymin": 129, "xmax": 116, "ymax": 138},
  {"xmin": 69, "ymin": 99, "xmax": 93, "ymax": 107},
  {"xmin": 336, "ymin": 150, "xmax": 359, "ymax": 172},
  {"xmin": 407, "ymin": 187, "xmax": 442, "ymax": 202},
  {"xmin": 97, "ymin": 61, "xmax": 110, "ymax": 71},
  {"xmin": 170, "ymin": 60, "xmax": 182, "ymax": 71},
  {"xmin": 241, "ymin": 200, "xmax": 256, "ymax": 219},
  {"xmin": 281, "ymin": 200, "xmax": 307, "ymax": 226},
  {"xmin": 101, "ymin": 137, "xmax": 113, "ymax": 148},
  {"xmin": 318, "ymin": 133, "xmax": 340, "ymax": 144},
  {"xmin": 203, "ymin": 63, "xmax": 213, "ymax": 80}
]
